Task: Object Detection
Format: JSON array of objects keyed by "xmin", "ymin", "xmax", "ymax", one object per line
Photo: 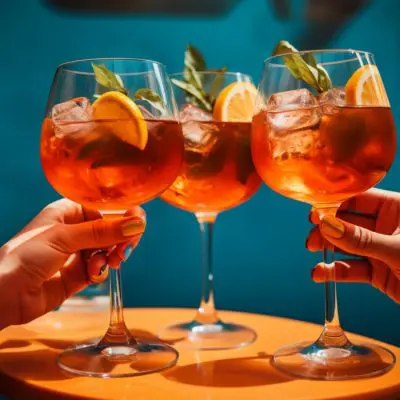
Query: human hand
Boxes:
[
  {"xmin": 306, "ymin": 188, "xmax": 400, "ymax": 303},
  {"xmin": 0, "ymin": 199, "xmax": 145, "ymax": 329}
]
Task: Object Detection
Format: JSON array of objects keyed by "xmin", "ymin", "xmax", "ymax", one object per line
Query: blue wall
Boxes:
[{"xmin": 0, "ymin": 0, "xmax": 399, "ymax": 346}]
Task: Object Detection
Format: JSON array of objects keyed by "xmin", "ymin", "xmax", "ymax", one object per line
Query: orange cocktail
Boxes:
[
  {"xmin": 162, "ymin": 120, "xmax": 260, "ymax": 213},
  {"xmin": 41, "ymin": 115, "xmax": 183, "ymax": 211},
  {"xmin": 252, "ymin": 106, "xmax": 395, "ymax": 206}
]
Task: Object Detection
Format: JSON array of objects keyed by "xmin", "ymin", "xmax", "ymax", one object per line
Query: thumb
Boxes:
[
  {"xmin": 319, "ymin": 215, "xmax": 395, "ymax": 263},
  {"xmin": 47, "ymin": 216, "xmax": 145, "ymax": 253}
]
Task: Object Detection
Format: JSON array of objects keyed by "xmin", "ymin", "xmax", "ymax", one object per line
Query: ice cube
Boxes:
[
  {"xmin": 271, "ymin": 129, "xmax": 321, "ymax": 161},
  {"xmin": 179, "ymin": 104, "xmax": 212, "ymax": 123},
  {"xmin": 319, "ymin": 88, "xmax": 346, "ymax": 115},
  {"xmin": 267, "ymin": 89, "xmax": 318, "ymax": 109},
  {"xmin": 51, "ymin": 97, "xmax": 93, "ymax": 138},
  {"xmin": 183, "ymin": 121, "xmax": 219, "ymax": 155},
  {"xmin": 267, "ymin": 89, "xmax": 321, "ymax": 131}
]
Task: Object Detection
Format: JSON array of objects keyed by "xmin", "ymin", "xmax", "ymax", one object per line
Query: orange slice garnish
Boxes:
[
  {"xmin": 345, "ymin": 65, "xmax": 390, "ymax": 106},
  {"xmin": 213, "ymin": 82, "xmax": 257, "ymax": 122},
  {"xmin": 92, "ymin": 91, "xmax": 148, "ymax": 150}
]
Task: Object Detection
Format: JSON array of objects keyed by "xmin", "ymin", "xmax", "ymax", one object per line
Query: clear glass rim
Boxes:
[
  {"xmin": 170, "ymin": 71, "xmax": 251, "ymax": 79},
  {"xmin": 57, "ymin": 57, "xmax": 166, "ymax": 76},
  {"xmin": 264, "ymin": 49, "xmax": 375, "ymax": 67}
]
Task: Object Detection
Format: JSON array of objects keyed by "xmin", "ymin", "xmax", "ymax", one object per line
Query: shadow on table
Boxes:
[
  {"xmin": 0, "ymin": 340, "xmax": 32, "ymax": 350},
  {"xmin": 0, "ymin": 328, "xmax": 163, "ymax": 382},
  {"xmin": 0, "ymin": 327, "xmax": 162, "ymax": 350},
  {"xmin": 0, "ymin": 348, "xmax": 70, "ymax": 381},
  {"xmin": 163, "ymin": 352, "xmax": 294, "ymax": 388}
]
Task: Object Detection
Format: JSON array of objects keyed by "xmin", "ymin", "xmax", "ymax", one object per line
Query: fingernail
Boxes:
[
  {"xmin": 320, "ymin": 216, "xmax": 345, "ymax": 239},
  {"xmin": 121, "ymin": 219, "xmax": 145, "ymax": 237},
  {"xmin": 123, "ymin": 244, "xmax": 134, "ymax": 260},
  {"xmin": 91, "ymin": 263, "xmax": 109, "ymax": 283},
  {"xmin": 305, "ymin": 237, "xmax": 310, "ymax": 249}
]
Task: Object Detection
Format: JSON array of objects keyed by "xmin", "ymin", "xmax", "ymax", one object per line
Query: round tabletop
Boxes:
[{"xmin": 0, "ymin": 308, "xmax": 399, "ymax": 400}]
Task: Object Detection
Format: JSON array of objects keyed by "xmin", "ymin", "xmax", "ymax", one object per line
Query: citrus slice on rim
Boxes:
[
  {"xmin": 213, "ymin": 82, "xmax": 257, "ymax": 122},
  {"xmin": 345, "ymin": 65, "xmax": 390, "ymax": 106},
  {"xmin": 92, "ymin": 91, "xmax": 148, "ymax": 150}
]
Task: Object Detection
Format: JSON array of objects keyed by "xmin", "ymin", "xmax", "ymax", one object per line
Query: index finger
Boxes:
[
  {"xmin": 82, "ymin": 207, "xmax": 102, "ymax": 222},
  {"xmin": 339, "ymin": 188, "xmax": 394, "ymax": 215},
  {"xmin": 309, "ymin": 188, "xmax": 394, "ymax": 225}
]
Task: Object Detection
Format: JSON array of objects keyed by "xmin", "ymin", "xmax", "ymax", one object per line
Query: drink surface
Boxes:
[
  {"xmin": 161, "ymin": 120, "xmax": 261, "ymax": 213},
  {"xmin": 41, "ymin": 118, "xmax": 184, "ymax": 210},
  {"xmin": 252, "ymin": 106, "xmax": 396, "ymax": 206}
]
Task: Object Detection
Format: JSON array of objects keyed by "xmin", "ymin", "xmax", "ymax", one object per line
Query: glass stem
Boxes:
[
  {"xmin": 99, "ymin": 213, "xmax": 136, "ymax": 347},
  {"xmin": 316, "ymin": 207, "xmax": 349, "ymax": 348},
  {"xmin": 194, "ymin": 212, "xmax": 219, "ymax": 325}
]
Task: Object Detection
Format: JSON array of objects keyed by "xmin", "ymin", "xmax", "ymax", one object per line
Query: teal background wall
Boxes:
[{"xmin": 0, "ymin": 0, "xmax": 399, "ymax": 351}]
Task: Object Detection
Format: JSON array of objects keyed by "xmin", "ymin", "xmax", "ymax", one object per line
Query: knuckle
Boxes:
[
  {"xmin": 354, "ymin": 226, "xmax": 363, "ymax": 250},
  {"xmin": 355, "ymin": 227, "xmax": 373, "ymax": 253},
  {"xmin": 363, "ymin": 230, "xmax": 373, "ymax": 250},
  {"xmin": 49, "ymin": 224, "xmax": 74, "ymax": 254}
]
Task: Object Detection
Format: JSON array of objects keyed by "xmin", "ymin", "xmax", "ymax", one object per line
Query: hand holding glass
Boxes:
[
  {"xmin": 252, "ymin": 50, "xmax": 396, "ymax": 379},
  {"xmin": 41, "ymin": 58, "xmax": 184, "ymax": 377}
]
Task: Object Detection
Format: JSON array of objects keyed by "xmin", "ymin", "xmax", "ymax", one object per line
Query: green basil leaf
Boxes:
[
  {"xmin": 185, "ymin": 62, "xmax": 204, "ymax": 91},
  {"xmin": 183, "ymin": 45, "xmax": 206, "ymax": 82},
  {"xmin": 92, "ymin": 63, "xmax": 128, "ymax": 95},
  {"xmin": 178, "ymin": 45, "xmax": 228, "ymax": 111},
  {"xmin": 316, "ymin": 64, "xmax": 332, "ymax": 92},
  {"xmin": 134, "ymin": 88, "xmax": 166, "ymax": 115},
  {"xmin": 284, "ymin": 53, "xmax": 320, "ymax": 88},
  {"xmin": 171, "ymin": 79, "xmax": 212, "ymax": 112},
  {"xmin": 302, "ymin": 53, "xmax": 318, "ymax": 69},
  {"xmin": 272, "ymin": 40, "xmax": 299, "ymax": 57},
  {"xmin": 272, "ymin": 40, "xmax": 332, "ymax": 93}
]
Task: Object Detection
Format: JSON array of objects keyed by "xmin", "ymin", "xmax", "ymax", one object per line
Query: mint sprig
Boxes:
[
  {"xmin": 92, "ymin": 63, "xmax": 166, "ymax": 116},
  {"xmin": 272, "ymin": 41, "xmax": 332, "ymax": 93},
  {"xmin": 172, "ymin": 45, "xmax": 227, "ymax": 112}
]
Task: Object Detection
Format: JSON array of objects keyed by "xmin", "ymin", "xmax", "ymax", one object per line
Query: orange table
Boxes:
[{"xmin": 0, "ymin": 308, "xmax": 399, "ymax": 400}]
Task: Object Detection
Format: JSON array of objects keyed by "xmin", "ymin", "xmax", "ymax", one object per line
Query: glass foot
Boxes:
[
  {"xmin": 272, "ymin": 341, "xmax": 396, "ymax": 380},
  {"xmin": 58, "ymin": 340, "xmax": 179, "ymax": 378},
  {"xmin": 159, "ymin": 320, "xmax": 257, "ymax": 350}
]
